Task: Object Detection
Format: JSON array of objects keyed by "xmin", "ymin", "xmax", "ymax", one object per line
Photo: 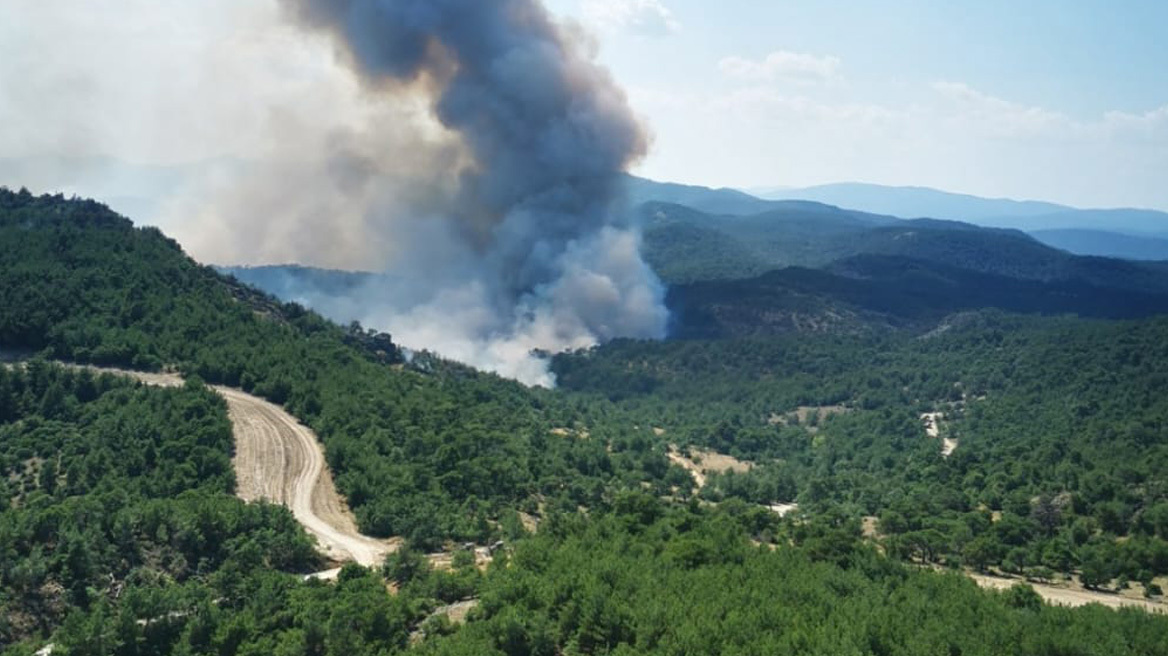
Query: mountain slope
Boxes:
[
  {"xmin": 0, "ymin": 188, "xmax": 673, "ymax": 549},
  {"xmin": 762, "ymin": 182, "xmax": 1070, "ymax": 221},
  {"xmin": 1032, "ymin": 229, "xmax": 1168, "ymax": 261},
  {"xmin": 223, "ymin": 201, "xmax": 1168, "ymax": 340},
  {"xmin": 7, "ymin": 188, "xmax": 1168, "ymax": 653},
  {"xmin": 668, "ymin": 255, "xmax": 1168, "ymax": 339},
  {"xmin": 641, "ymin": 201, "xmax": 902, "ymax": 283},
  {"xmin": 764, "ymin": 181, "xmax": 1168, "ymax": 238},
  {"xmin": 640, "ymin": 200, "xmax": 1168, "ymax": 296}
]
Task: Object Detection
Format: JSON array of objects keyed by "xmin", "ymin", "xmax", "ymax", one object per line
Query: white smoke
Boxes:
[
  {"xmin": 348, "ymin": 227, "xmax": 665, "ymax": 386},
  {"xmin": 216, "ymin": 0, "xmax": 672, "ymax": 386},
  {"xmin": 0, "ymin": 0, "xmax": 670, "ymax": 386}
]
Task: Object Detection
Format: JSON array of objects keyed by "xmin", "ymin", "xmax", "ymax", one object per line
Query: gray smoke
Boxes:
[{"xmin": 251, "ymin": 0, "xmax": 669, "ymax": 385}]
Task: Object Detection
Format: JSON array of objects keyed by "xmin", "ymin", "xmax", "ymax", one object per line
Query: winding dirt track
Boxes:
[
  {"xmin": 970, "ymin": 573, "xmax": 1168, "ymax": 613},
  {"xmin": 84, "ymin": 367, "xmax": 397, "ymax": 568},
  {"xmin": 215, "ymin": 387, "xmax": 398, "ymax": 567}
]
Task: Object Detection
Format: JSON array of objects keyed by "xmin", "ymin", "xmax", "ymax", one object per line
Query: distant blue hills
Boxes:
[
  {"xmin": 3, "ymin": 156, "xmax": 1166, "ymax": 261},
  {"xmin": 621, "ymin": 177, "xmax": 1168, "ymax": 261},
  {"xmin": 753, "ymin": 181, "xmax": 1168, "ymax": 253}
]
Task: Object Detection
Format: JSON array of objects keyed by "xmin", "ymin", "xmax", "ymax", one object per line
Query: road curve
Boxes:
[
  {"xmin": 82, "ymin": 367, "xmax": 397, "ymax": 568},
  {"xmin": 215, "ymin": 386, "xmax": 398, "ymax": 567}
]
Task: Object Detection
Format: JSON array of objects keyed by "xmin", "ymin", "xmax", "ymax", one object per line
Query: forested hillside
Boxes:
[
  {"xmin": 0, "ymin": 188, "xmax": 674, "ymax": 549},
  {"xmin": 668, "ymin": 255, "xmax": 1168, "ymax": 339},
  {"xmin": 640, "ymin": 201, "xmax": 1168, "ymax": 294},
  {"xmin": 0, "ymin": 361, "xmax": 318, "ymax": 645},
  {"xmin": 5, "ymin": 188, "xmax": 1168, "ymax": 654},
  {"xmin": 411, "ymin": 502, "xmax": 1168, "ymax": 656},
  {"xmin": 553, "ymin": 312, "xmax": 1168, "ymax": 589}
]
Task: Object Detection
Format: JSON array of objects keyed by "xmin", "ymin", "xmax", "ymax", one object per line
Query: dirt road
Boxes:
[
  {"xmin": 667, "ymin": 450, "xmax": 708, "ymax": 488},
  {"xmin": 667, "ymin": 446, "xmax": 801, "ymax": 517},
  {"xmin": 667, "ymin": 446, "xmax": 755, "ymax": 489},
  {"xmin": 215, "ymin": 387, "xmax": 398, "ymax": 567},
  {"xmin": 969, "ymin": 572, "xmax": 1168, "ymax": 613},
  {"xmin": 79, "ymin": 367, "xmax": 397, "ymax": 568}
]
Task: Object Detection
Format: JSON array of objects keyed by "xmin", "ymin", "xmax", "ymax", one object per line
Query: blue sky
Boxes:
[
  {"xmin": 545, "ymin": 0, "xmax": 1168, "ymax": 208},
  {"xmin": 1, "ymin": 0, "xmax": 1166, "ymax": 211},
  {"xmin": 567, "ymin": 0, "xmax": 1168, "ymax": 116}
]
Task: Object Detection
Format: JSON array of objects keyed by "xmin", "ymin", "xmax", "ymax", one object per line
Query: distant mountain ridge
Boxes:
[
  {"xmin": 220, "ymin": 176, "xmax": 1168, "ymax": 340},
  {"xmin": 1031, "ymin": 229, "xmax": 1168, "ymax": 261},
  {"xmin": 758, "ymin": 182, "xmax": 1071, "ymax": 221},
  {"xmin": 638, "ymin": 200, "xmax": 1168, "ymax": 294},
  {"xmin": 5, "ymin": 155, "xmax": 1163, "ymax": 259},
  {"xmin": 621, "ymin": 175, "xmax": 900, "ymax": 223},
  {"xmin": 757, "ymin": 181, "xmax": 1168, "ymax": 240},
  {"xmin": 226, "ymin": 194, "xmax": 1168, "ymax": 342},
  {"xmin": 668, "ymin": 254, "xmax": 1168, "ymax": 339}
]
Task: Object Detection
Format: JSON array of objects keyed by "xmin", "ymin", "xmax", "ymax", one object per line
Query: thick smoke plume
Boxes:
[{"xmin": 237, "ymin": 0, "xmax": 668, "ymax": 385}]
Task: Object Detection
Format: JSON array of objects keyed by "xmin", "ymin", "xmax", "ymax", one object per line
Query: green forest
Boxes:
[
  {"xmin": 552, "ymin": 313, "xmax": 1168, "ymax": 589},
  {"xmin": 0, "ymin": 188, "xmax": 675, "ymax": 548},
  {"xmin": 3, "ymin": 187, "xmax": 1168, "ymax": 654}
]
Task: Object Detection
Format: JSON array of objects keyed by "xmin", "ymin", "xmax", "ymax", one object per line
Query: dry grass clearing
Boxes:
[{"xmin": 668, "ymin": 446, "xmax": 754, "ymax": 489}]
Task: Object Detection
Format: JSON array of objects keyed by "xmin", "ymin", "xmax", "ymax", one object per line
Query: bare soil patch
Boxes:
[
  {"xmin": 921, "ymin": 412, "xmax": 959, "ymax": 457},
  {"xmin": 410, "ymin": 599, "xmax": 480, "ymax": 644},
  {"xmin": 862, "ymin": 516, "xmax": 880, "ymax": 539},
  {"xmin": 766, "ymin": 503, "xmax": 799, "ymax": 517},
  {"xmin": 793, "ymin": 405, "xmax": 849, "ymax": 424},
  {"xmin": 518, "ymin": 511, "xmax": 539, "ymax": 533},
  {"xmin": 427, "ymin": 546, "xmax": 494, "ymax": 572},
  {"xmin": 969, "ymin": 572, "xmax": 1168, "ymax": 613},
  {"xmin": 667, "ymin": 446, "xmax": 754, "ymax": 489}
]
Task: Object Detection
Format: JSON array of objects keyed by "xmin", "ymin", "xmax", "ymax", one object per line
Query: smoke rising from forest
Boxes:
[
  {"xmin": 254, "ymin": 0, "xmax": 666, "ymax": 384},
  {"xmin": 0, "ymin": 0, "xmax": 669, "ymax": 384}
]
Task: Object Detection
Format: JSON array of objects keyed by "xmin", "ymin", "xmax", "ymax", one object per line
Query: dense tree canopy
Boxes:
[
  {"xmin": 4, "ymin": 188, "xmax": 1168, "ymax": 653},
  {"xmin": 552, "ymin": 312, "xmax": 1168, "ymax": 584}
]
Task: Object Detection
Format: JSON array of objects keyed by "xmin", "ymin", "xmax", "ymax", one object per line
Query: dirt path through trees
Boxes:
[
  {"xmin": 82, "ymin": 367, "xmax": 398, "ymax": 568},
  {"xmin": 214, "ymin": 387, "xmax": 399, "ymax": 567},
  {"xmin": 970, "ymin": 572, "xmax": 1168, "ymax": 613}
]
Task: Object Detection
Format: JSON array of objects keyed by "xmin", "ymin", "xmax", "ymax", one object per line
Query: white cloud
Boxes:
[
  {"xmin": 719, "ymin": 51, "xmax": 842, "ymax": 84},
  {"xmin": 626, "ymin": 79, "xmax": 1168, "ymax": 210},
  {"xmin": 581, "ymin": 0, "xmax": 679, "ymax": 36},
  {"xmin": 1102, "ymin": 104, "xmax": 1168, "ymax": 142},
  {"xmin": 712, "ymin": 87, "xmax": 898, "ymax": 125},
  {"xmin": 931, "ymin": 81, "xmax": 1077, "ymax": 140}
]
